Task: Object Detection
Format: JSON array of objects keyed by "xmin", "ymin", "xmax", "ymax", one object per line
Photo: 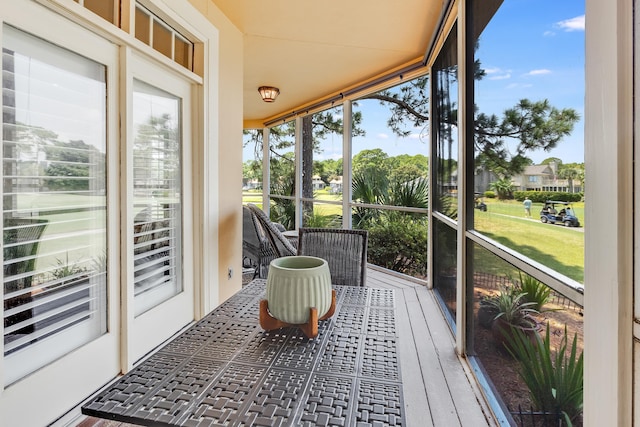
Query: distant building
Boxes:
[
  {"xmin": 312, "ymin": 175, "xmax": 325, "ymax": 190},
  {"xmin": 511, "ymin": 162, "xmax": 582, "ymax": 193},
  {"xmin": 329, "ymin": 176, "xmax": 343, "ymax": 194},
  {"xmin": 242, "ymin": 178, "xmax": 261, "ymax": 190}
]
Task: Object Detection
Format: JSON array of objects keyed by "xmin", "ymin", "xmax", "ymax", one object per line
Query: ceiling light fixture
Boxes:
[{"xmin": 258, "ymin": 86, "xmax": 280, "ymax": 103}]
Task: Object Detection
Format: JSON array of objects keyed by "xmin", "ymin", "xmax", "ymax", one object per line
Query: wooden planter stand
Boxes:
[{"xmin": 259, "ymin": 290, "xmax": 337, "ymax": 338}]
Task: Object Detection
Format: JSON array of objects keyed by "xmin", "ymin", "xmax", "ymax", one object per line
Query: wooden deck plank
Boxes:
[
  {"xmin": 393, "ymin": 287, "xmax": 434, "ymax": 426},
  {"xmin": 402, "ymin": 287, "xmax": 463, "ymax": 425},
  {"xmin": 414, "ymin": 285, "xmax": 493, "ymax": 426},
  {"xmin": 367, "ymin": 266, "xmax": 422, "ymax": 289},
  {"xmin": 366, "ymin": 267, "xmax": 495, "ymax": 427}
]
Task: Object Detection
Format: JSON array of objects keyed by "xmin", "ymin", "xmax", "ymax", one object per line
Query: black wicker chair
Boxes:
[
  {"xmin": 244, "ymin": 204, "xmax": 296, "ymax": 278},
  {"xmin": 297, "ymin": 228, "xmax": 368, "ymax": 286}
]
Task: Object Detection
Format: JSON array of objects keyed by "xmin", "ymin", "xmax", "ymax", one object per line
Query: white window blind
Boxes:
[
  {"xmin": 2, "ymin": 25, "xmax": 107, "ymax": 384},
  {"xmin": 132, "ymin": 79, "xmax": 182, "ymax": 316}
]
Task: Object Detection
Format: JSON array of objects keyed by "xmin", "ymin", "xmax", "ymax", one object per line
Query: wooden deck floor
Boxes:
[
  {"xmin": 366, "ymin": 267, "xmax": 496, "ymax": 426},
  {"xmin": 79, "ymin": 267, "xmax": 496, "ymax": 427}
]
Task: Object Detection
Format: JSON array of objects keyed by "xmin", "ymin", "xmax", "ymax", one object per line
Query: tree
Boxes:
[
  {"xmin": 490, "ymin": 177, "xmax": 515, "ymax": 200},
  {"xmin": 541, "ymin": 157, "xmax": 563, "ymax": 166},
  {"xmin": 557, "ymin": 165, "xmax": 582, "ymax": 193},
  {"xmin": 361, "ymin": 75, "xmax": 579, "ymax": 178},
  {"xmin": 352, "ymin": 148, "xmax": 390, "ymax": 178},
  {"xmin": 44, "ymin": 139, "xmax": 104, "ymax": 192},
  {"xmin": 244, "ymin": 111, "xmax": 364, "ymax": 224}
]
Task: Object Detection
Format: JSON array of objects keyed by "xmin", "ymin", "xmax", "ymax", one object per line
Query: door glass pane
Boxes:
[
  {"xmin": 433, "ymin": 220, "xmax": 457, "ymax": 321},
  {"xmin": 174, "ymin": 35, "xmax": 191, "ymax": 70},
  {"xmin": 152, "ymin": 20, "xmax": 172, "ymax": 60},
  {"xmin": 83, "ymin": 0, "xmax": 116, "ymax": 24},
  {"xmin": 135, "ymin": 6, "xmax": 151, "ymax": 45},
  {"xmin": 132, "ymin": 80, "xmax": 182, "ymax": 316},
  {"xmin": 2, "ymin": 26, "xmax": 107, "ymax": 384}
]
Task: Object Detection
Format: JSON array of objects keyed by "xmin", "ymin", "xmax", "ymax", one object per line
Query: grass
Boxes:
[
  {"xmin": 483, "ymin": 199, "xmax": 586, "ymax": 227},
  {"xmin": 248, "ymin": 192, "xmax": 586, "ymax": 283},
  {"xmin": 475, "ymin": 209, "xmax": 584, "ymax": 282}
]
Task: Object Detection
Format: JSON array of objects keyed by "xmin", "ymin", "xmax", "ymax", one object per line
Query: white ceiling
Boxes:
[{"xmin": 211, "ymin": 0, "xmax": 445, "ymax": 126}]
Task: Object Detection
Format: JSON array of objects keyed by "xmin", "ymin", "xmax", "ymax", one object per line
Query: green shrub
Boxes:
[
  {"xmin": 484, "ymin": 190, "xmax": 496, "ymax": 199},
  {"xmin": 513, "ymin": 191, "xmax": 582, "ymax": 203},
  {"xmin": 303, "ymin": 211, "xmax": 341, "ymax": 228},
  {"xmin": 367, "ymin": 215, "xmax": 428, "ymax": 277}
]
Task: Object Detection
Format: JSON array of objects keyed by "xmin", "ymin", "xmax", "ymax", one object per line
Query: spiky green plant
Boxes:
[
  {"xmin": 484, "ymin": 285, "xmax": 538, "ymax": 328},
  {"xmin": 515, "ymin": 272, "xmax": 553, "ymax": 313},
  {"xmin": 507, "ymin": 325, "xmax": 584, "ymax": 426}
]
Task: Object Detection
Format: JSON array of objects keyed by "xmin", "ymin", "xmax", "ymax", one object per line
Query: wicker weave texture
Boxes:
[
  {"xmin": 297, "ymin": 228, "xmax": 368, "ymax": 286},
  {"xmin": 242, "ymin": 206, "xmax": 279, "ymax": 278},
  {"xmin": 246, "ymin": 204, "xmax": 296, "ymax": 258}
]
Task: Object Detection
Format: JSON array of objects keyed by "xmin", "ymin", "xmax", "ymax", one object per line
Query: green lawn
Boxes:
[
  {"xmin": 482, "ymin": 199, "xmax": 586, "ymax": 227},
  {"xmin": 241, "ymin": 192, "xmax": 586, "ymax": 283},
  {"xmin": 14, "ymin": 194, "xmax": 107, "ymax": 274},
  {"xmin": 475, "ymin": 209, "xmax": 584, "ymax": 282}
]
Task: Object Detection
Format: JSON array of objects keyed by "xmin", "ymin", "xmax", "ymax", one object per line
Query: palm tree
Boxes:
[
  {"xmin": 490, "ymin": 177, "xmax": 514, "ymax": 200},
  {"xmin": 558, "ymin": 167, "xmax": 580, "ymax": 193}
]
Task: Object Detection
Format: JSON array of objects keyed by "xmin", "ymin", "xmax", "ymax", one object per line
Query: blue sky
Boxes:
[
  {"xmin": 246, "ymin": 0, "xmax": 585, "ymax": 166},
  {"xmin": 474, "ymin": 0, "xmax": 585, "ymax": 164}
]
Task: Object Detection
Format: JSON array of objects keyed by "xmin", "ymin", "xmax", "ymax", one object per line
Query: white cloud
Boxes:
[
  {"xmin": 526, "ymin": 69, "xmax": 552, "ymax": 76},
  {"xmin": 484, "ymin": 67, "xmax": 512, "ymax": 80},
  {"xmin": 543, "ymin": 30, "xmax": 556, "ymax": 37},
  {"xmin": 506, "ymin": 83, "xmax": 533, "ymax": 90},
  {"xmin": 377, "ymin": 133, "xmax": 389, "ymax": 139},
  {"xmin": 489, "ymin": 73, "xmax": 511, "ymax": 80},
  {"xmin": 555, "ymin": 15, "xmax": 585, "ymax": 32}
]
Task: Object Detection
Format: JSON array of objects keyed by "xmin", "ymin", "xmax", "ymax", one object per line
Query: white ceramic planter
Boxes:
[{"xmin": 266, "ymin": 256, "xmax": 332, "ymax": 324}]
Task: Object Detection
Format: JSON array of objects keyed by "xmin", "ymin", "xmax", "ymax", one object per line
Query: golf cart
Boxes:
[
  {"xmin": 540, "ymin": 200, "xmax": 580, "ymax": 227},
  {"xmin": 474, "ymin": 193, "xmax": 487, "ymax": 211}
]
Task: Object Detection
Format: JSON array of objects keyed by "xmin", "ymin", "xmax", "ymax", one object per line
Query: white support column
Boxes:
[
  {"xmin": 342, "ymin": 100, "xmax": 353, "ymax": 229},
  {"xmin": 584, "ymin": 0, "xmax": 633, "ymax": 425},
  {"xmin": 262, "ymin": 127, "xmax": 270, "ymax": 215},
  {"xmin": 295, "ymin": 116, "xmax": 303, "ymax": 229},
  {"xmin": 427, "ymin": 70, "xmax": 435, "ymax": 291},
  {"xmin": 455, "ymin": 1, "xmax": 467, "ymax": 356}
]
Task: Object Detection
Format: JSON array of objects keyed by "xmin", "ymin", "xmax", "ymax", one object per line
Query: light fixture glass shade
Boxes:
[{"xmin": 258, "ymin": 86, "xmax": 280, "ymax": 102}]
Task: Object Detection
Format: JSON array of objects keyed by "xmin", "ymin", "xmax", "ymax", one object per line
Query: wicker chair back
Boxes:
[{"xmin": 297, "ymin": 228, "xmax": 368, "ymax": 286}]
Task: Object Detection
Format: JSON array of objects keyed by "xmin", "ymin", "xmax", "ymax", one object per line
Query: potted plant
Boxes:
[{"xmin": 484, "ymin": 285, "xmax": 540, "ymax": 353}]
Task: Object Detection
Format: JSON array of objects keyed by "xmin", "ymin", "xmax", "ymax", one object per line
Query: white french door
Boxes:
[
  {"xmin": 126, "ymin": 53, "xmax": 194, "ymax": 362},
  {"xmin": 0, "ymin": 1, "xmax": 120, "ymax": 425},
  {"xmin": 0, "ymin": 1, "xmax": 199, "ymax": 424}
]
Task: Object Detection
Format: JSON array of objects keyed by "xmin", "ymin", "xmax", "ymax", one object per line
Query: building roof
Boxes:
[{"xmin": 523, "ymin": 165, "xmax": 553, "ymax": 176}]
